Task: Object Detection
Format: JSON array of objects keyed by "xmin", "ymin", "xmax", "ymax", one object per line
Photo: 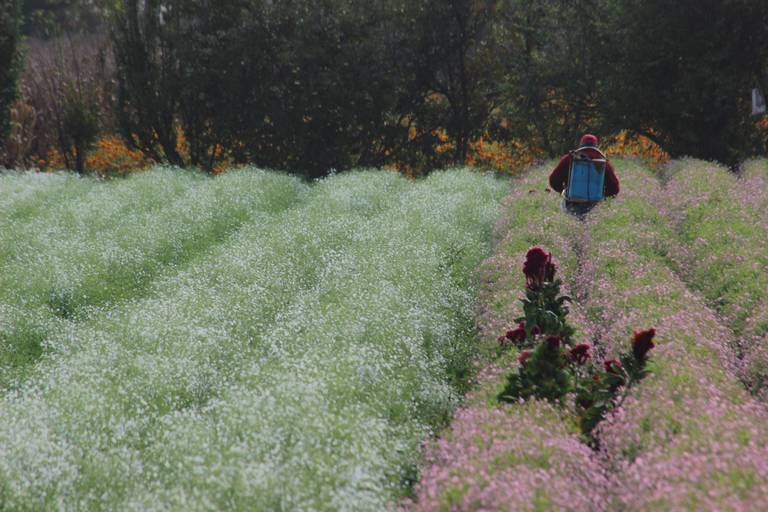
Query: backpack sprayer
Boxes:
[{"xmin": 564, "ymin": 147, "xmax": 607, "ymax": 203}]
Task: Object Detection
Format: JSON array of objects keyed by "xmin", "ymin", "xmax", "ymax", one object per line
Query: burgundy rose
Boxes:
[
  {"xmin": 546, "ymin": 336, "xmax": 562, "ymax": 349},
  {"xmin": 632, "ymin": 328, "xmax": 656, "ymax": 361},
  {"xmin": 603, "ymin": 359, "xmax": 623, "ymax": 375},
  {"xmin": 518, "ymin": 350, "xmax": 531, "ymax": 365},
  {"xmin": 569, "ymin": 344, "xmax": 591, "ymax": 365},
  {"xmin": 531, "ymin": 324, "xmax": 542, "ymax": 336}
]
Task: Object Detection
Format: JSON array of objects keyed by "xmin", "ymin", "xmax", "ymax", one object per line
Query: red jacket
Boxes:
[{"xmin": 548, "ymin": 148, "xmax": 620, "ymax": 198}]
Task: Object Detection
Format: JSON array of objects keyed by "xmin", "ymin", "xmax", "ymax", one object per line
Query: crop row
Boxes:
[
  {"xmin": 409, "ymin": 169, "xmax": 610, "ymax": 510},
  {"xmin": 0, "ymin": 168, "xmax": 306, "ymax": 388},
  {"xmin": 577, "ymin": 161, "xmax": 768, "ymax": 510},
  {"xmin": 660, "ymin": 159, "xmax": 768, "ymax": 399},
  {"xmin": 0, "ymin": 168, "xmax": 507, "ymax": 511}
]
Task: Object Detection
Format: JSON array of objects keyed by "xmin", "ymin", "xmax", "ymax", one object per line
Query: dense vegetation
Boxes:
[
  {"xmin": 2, "ymin": 0, "xmax": 767, "ymax": 174},
  {"xmin": 0, "ymin": 167, "xmax": 507, "ymax": 510}
]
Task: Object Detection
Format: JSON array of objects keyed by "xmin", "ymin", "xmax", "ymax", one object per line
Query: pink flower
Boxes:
[
  {"xmin": 632, "ymin": 328, "xmax": 656, "ymax": 361},
  {"xmin": 569, "ymin": 344, "xmax": 591, "ymax": 365}
]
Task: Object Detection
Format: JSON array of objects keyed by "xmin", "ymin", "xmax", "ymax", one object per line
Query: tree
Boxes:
[
  {"xmin": 489, "ymin": 0, "xmax": 607, "ymax": 157},
  {"xmin": 110, "ymin": 0, "xmax": 185, "ymax": 167},
  {"xmin": 413, "ymin": 0, "xmax": 503, "ymax": 164},
  {"xmin": 22, "ymin": 0, "xmax": 108, "ymax": 37},
  {"xmin": 0, "ymin": 0, "xmax": 23, "ymax": 148},
  {"xmin": 110, "ymin": 0, "xmax": 430, "ymax": 176},
  {"xmin": 599, "ymin": 0, "xmax": 768, "ymax": 166}
]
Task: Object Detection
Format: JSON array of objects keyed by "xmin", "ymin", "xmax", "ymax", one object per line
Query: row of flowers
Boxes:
[
  {"xmin": 576, "ymin": 161, "xmax": 768, "ymax": 509},
  {"xmin": 407, "ymin": 166, "xmax": 610, "ymax": 510},
  {"xmin": 0, "ymin": 169, "xmax": 509, "ymax": 510},
  {"xmin": 408, "ymin": 159, "xmax": 768, "ymax": 510},
  {"xmin": 660, "ymin": 159, "xmax": 768, "ymax": 400},
  {"xmin": 0, "ymin": 169, "xmax": 307, "ymax": 388}
]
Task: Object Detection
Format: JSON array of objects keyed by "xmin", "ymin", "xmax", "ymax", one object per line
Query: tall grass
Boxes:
[{"xmin": 0, "ymin": 167, "xmax": 507, "ymax": 511}]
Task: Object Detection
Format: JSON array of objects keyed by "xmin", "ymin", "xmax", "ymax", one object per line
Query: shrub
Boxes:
[{"xmin": 22, "ymin": 34, "xmax": 114, "ymax": 174}]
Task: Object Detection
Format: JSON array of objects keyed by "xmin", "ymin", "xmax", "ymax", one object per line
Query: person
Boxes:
[{"xmin": 549, "ymin": 134, "xmax": 620, "ymax": 217}]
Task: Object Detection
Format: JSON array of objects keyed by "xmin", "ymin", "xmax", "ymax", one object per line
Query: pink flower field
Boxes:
[{"xmin": 406, "ymin": 159, "xmax": 768, "ymax": 511}]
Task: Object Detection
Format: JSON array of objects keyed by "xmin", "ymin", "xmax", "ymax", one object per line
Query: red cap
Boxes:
[{"xmin": 580, "ymin": 134, "xmax": 598, "ymax": 147}]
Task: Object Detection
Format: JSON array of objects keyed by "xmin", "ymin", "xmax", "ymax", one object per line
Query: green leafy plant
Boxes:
[{"xmin": 498, "ymin": 247, "xmax": 655, "ymax": 440}]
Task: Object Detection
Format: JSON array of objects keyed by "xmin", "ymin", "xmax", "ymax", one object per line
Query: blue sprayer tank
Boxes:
[{"xmin": 565, "ymin": 147, "xmax": 607, "ymax": 203}]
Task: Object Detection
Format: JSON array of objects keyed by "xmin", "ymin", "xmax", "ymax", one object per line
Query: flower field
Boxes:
[
  {"xmin": 409, "ymin": 158, "xmax": 768, "ymax": 511},
  {"xmin": 4, "ymin": 158, "xmax": 768, "ymax": 511},
  {"xmin": 0, "ymin": 167, "xmax": 507, "ymax": 510}
]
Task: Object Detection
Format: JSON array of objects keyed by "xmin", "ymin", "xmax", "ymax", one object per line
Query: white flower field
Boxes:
[{"xmin": 0, "ymin": 168, "xmax": 507, "ymax": 511}]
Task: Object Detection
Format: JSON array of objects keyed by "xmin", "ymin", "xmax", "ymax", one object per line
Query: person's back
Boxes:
[{"xmin": 549, "ymin": 134, "xmax": 620, "ymax": 217}]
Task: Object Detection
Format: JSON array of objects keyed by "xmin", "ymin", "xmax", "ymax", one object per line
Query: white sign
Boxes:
[{"xmin": 753, "ymin": 88, "xmax": 766, "ymax": 116}]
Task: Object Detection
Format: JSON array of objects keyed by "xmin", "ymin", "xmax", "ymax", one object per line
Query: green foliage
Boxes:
[
  {"xmin": 492, "ymin": 0, "xmax": 606, "ymax": 156},
  {"xmin": 498, "ymin": 247, "xmax": 655, "ymax": 440},
  {"xmin": 518, "ymin": 280, "xmax": 575, "ymax": 342},
  {"xmin": 109, "ymin": 0, "xmax": 505, "ymax": 176},
  {"xmin": 22, "ymin": 0, "xmax": 108, "ymax": 37},
  {"xmin": 598, "ymin": 0, "xmax": 768, "ymax": 165},
  {"xmin": 0, "ymin": 0, "xmax": 23, "ymax": 147}
]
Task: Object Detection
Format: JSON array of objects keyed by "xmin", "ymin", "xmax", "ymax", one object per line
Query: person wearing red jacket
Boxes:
[{"xmin": 549, "ymin": 134, "xmax": 620, "ymax": 217}]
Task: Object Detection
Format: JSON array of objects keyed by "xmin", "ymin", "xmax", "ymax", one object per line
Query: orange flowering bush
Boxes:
[
  {"xmin": 603, "ymin": 130, "xmax": 670, "ymax": 167},
  {"xmin": 467, "ymin": 137, "xmax": 543, "ymax": 176},
  {"xmin": 44, "ymin": 135, "xmax": 148, "ymax": 178}
]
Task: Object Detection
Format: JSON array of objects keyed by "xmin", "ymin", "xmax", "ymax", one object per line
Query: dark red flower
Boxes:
[
  {"xmin": 546, "ymin": 336, "xmax": 562, "ymax": 349},
  {"xmin": 569, "ymin": 344, "xmax": 591, "ymax": 365},
  {"xmin": 544, "ymin": 260, "xmax": 557, "ymax": 283},
  {"xmin": 497, "ymin": 335, "xmax": 508, "ymax": 346},
  {"xmin": 603, "ymin": 359, "xmax": 623, "ymax": 375},
  {"xmin": 523, "ymin": 247, "xmax": 555, "ymax": 289},
  {"xmin": 505, "ymin": 328, "xmax": 525, "ymax": 343},
  {"xmin": 518, "ymin": 350, "xmax": 531, "ymax": 365},
  {"xmin": 578, "ymin": 398, "xmax": 594, "ymax": 409},
  {"xmin": 632, "ymin": 328, "xmax": 656, "ymax": 361},
  {"xmin": 531, "ymin": 324, "xmax": 542, "ymax": 336}
]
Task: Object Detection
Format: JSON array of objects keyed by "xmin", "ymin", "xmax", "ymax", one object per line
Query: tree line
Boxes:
[{"xmin": 1, "ymin": 0, "xmax": 768, "ymax": 176}]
